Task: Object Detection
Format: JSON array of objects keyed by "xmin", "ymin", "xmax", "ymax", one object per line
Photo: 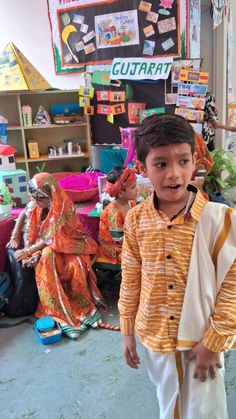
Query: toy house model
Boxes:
[
  {"xmin": 0, "ymin": 144, "xmax": 28, "ymax": 204},
  {"xmin": 0, "ymin": 144, "xmax": 17, "ymax": 170}
]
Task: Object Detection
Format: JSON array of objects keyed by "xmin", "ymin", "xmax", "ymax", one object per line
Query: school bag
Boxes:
[
  {"xmin": 3, "ymin": 249, "xmax": 39, "ymax": 318},
  {"xmin": 0, "ymin": 272, "xmax": 12, "ymax": 312}
]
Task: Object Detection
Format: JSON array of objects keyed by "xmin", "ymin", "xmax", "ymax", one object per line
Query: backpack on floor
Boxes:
[
  {"xmin": 0, "ymin": 272, "xmax": 12, "ymax": 312},
  {"xmin": 3, "ymin": 249, "xmax": 39, "ymax": 318}
]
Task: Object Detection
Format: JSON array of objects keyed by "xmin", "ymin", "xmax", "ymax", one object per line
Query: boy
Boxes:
[{"xmin": 118, "ymin": 114, "xmax": 236, "ymax": 419}]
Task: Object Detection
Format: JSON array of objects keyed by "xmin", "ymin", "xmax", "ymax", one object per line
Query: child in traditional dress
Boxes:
[
  {"xmin": 98, "ymin": 167, "xmax": 137, "ymax": 264},
  {"xmin": 118, "ymin": 114, "xmax": 236, "ymax": 419},
  {"xmin": 7, "ymin": 172, "xmax": 106, "ymax": 339}
]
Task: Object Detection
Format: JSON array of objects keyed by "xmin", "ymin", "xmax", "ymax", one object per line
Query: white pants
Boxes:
[{"xmin": 146, "ymin": 349, "xmax": 228, "ymax": 419}]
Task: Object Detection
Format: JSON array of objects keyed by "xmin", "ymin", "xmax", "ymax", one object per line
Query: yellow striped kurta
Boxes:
[{"xmin": 118, "ymin": 190, "xmax": 236, "ymax": 352}]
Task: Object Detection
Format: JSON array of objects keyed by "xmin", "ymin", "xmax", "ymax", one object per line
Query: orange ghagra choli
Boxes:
[{"xmin": 25, "ymin": 173, "xmax": 106, "ymax": 330}]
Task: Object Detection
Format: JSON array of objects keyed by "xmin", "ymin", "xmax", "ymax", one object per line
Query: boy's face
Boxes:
[{"xmin": 138, "ymin": 143, "xmax": 196, "ymax": 206}]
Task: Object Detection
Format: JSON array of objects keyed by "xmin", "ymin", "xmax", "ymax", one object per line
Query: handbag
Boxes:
[
  {"xmin": 0, "ymin": 271, "xmax": 12, "ymax": 312},
  {"xmin": 3, "ymin": 249, "xmax": 39, "ymax": 318}
]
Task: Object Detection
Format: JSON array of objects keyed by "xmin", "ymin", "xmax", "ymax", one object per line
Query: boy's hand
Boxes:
[
  {"xmin": 122, "ymin": 334, "xmax": 140, "ymax": 369},
  {"xmin": 187, "ymin": 342, "xmax": 222, "ymax": 382}
]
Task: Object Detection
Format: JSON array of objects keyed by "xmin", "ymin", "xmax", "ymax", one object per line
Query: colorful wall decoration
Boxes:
[{"xmin": 47, "ymin": 0, "xmax": 189, "ymax": 74}]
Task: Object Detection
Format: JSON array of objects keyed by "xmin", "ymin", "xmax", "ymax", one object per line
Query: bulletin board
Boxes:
[
  {"xmin": 90, "ymin": 79, "xmax": 175, "ymax": 144},
  {"xmin": 47, "ymin": 0, "xmax": 188, "ymax": 74}
]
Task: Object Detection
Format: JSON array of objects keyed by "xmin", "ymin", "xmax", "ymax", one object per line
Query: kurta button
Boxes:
[
  {"xmin": 169, "ymin": 284, "xmax": 173, "ymax": 289},
  {"xmin": 166, "ymin": 254, "xmax": 172, "ymax": 259},
  {"xmin": 170, "ymin": 316, "xmax": 175, "ymax": 320}
]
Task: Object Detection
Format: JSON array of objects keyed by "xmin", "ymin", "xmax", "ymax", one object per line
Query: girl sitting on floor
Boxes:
[
  {"xmin": 7, "ymin": 172, "xmax": 107, "ymax": 339},
  {"xmin": 98, "ymin": 167, "xmax": 137, "ymax": 265}
]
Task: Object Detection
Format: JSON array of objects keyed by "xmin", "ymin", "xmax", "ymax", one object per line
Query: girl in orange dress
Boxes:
[
  {"xmin": 98, "ymin": 167, "xmax": 137, "ymax": 264},
  {"xmin": 9, "ymin": 172, "xmax": 106, "ymax": 339}
]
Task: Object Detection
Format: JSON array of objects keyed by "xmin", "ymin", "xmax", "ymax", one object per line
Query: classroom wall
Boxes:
[
  {"xmin": 0, "ymin": 0, "xmax": 85, "ymax": 89},
  {"xmin": 0, "ymin": 0, "xmax": 215, "ymax": 93},
  {"xmin": 0, "ymin": 0, "xmax": 232, "ymax": 103}
]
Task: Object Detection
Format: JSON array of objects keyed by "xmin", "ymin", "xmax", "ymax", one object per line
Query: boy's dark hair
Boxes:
[
  {"xmin": 107, "ymin": 166, "xmax": 124, "ymax": 184},
  {"xmin": 135, "ymin": 114, "xmax": 195, "ymax": 164}
]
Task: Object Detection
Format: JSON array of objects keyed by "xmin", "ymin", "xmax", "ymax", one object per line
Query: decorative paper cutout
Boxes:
[
  {"xmin": 97, "ymin": 91, "xmax": 110, "ymax": 101},
  {"xmin": 175, "ymin": 108, "xmax": 204, "ymax": 122},
  {"xmin": 73, "ymin": 14, "xmax": 85, "ymax": 25},
  {"xmin": 176, "ymin": 96, "xmax": 205, "ymax": 110},
  {"xmin": 139, "ymin": 1, "xmax": 152, "ymax": 12},
  {"xmin": 79, "ymin": 86, "xmax": 94, "ymax": 98},
  {"xmin": 110, "ymin": 91, "xmax": 126, "ymax": 102},
  {"xmin": 97, "ymin": 104, "xmax": 111, "ymax": 115},
  {"xmin": 165, "ymin": 93, "xmax": 178, "ymax": 105},
  {"xmin": 107, "ymin": 113, "xmax": 114, "ymax": 124},
  {"xmin": 111, "ymin": 104, "xmax": 126, "ymax": 115},
  {"xmin": 159, "ymin": 0, "xmax": 174, "ymax": 8},
  {"xmin": 161, "ymin": 37, "xmax": 174, "ymax": 51},
  {"xmin": 79, "ymin": 97, "xmax": 90, "ymax": 107},
  {"xmin": 143, "ymin": 24, "xmax": 155, "ymax": 38},
  {"xmin": 177, "ymin": 83, "xmax": 207, "ymax": 97},
  {"xmin": 84, "ymin": 43, "xmax": 95, "ymax": 54},
  {"xmin": 139, "ymin": 107, "xmax": 165, "ymax": 122},
  {"xmin": 84, "ymin": 105, "xmax": 94, "ymax": 115},
  {"xmin": 62, "ymin": 25, "xmax": 79, "ymax": 63},
  {"xmin": 158, "ymin": 17, "xmax": 176, "ymax": 34},
  {"xmin": 143, "ymin": 40, "xmax": 155, "ymax": 56},
  {"xmin": 128, "ymin": 103, "xmax": 146, "ymax": 124},
  {"xmin": 179, "ymin": 69, "xmax": 209, "ymax": 84},
  {"xmin": 146, "ymin": 11, "xmax": 159, "ymax": 23}
]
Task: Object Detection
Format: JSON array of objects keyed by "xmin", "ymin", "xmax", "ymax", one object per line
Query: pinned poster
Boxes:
[
  {"xmin": 79, "ymin": 97, "xmax": 90, "ymax": 107},
  {"xmin": 175, "ymin": 108, "xmax": 204, "ymax": 122},
  {"xmin": 179, "ymin": 69, "xmax": 209, "ymax": 85},
  {"xmin": 97, "ymin": 104, "xmax": 111, "ymax": 115},
  {"xmin": 139, "ymin": 107, "xmax": 165, "ymax": 122},
  {"xmin": 96, "ymin": 90, "xmax": 110, "ymax": 101},
  {"xmin": 110, "ymin": 103, "xmax": 126, "ymax": 115},
  {"xmin": 92, "ymin": 70, "xmax": 111, "ymax": 86},
  {"xmin": 78, "ymin": 86, "xmax": 94, "ymax": 98},
  {"xmin": 84, "ymin": 105, "xmax": 94, "ymax": 115},
  {"xmin": 0, "ymin": 43, "xmax": 51, "ymax": 91},
  {"xmin": 128, "ymin": 103, "xmax": 146, "ymax": 124},
  {"xmin": 110, "ymin": 91, "xmax": 126, "ymax": 102}
]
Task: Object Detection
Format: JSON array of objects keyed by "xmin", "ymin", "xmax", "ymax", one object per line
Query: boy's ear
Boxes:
[{"xmin": 136, "ymin": 160, "xmax": 148, "ymax": 178}]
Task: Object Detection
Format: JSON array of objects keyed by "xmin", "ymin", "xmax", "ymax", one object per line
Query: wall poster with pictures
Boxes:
[{"xmin": 47, "ymin": 0, "xmax": 188, "ymax": 73}]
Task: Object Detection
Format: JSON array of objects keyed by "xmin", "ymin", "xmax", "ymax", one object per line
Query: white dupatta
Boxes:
[{"xmin": 177, "ymin": 202, "xmax": 236, "ymax": 350}]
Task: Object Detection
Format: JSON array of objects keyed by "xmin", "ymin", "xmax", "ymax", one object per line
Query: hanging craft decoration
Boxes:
[{"xmin": 47, "ymin": 0, "xmax": 188, "ymax": 74}]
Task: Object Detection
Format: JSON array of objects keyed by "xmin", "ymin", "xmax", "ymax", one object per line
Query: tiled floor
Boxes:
[{"xmin": 1, "ymin": 289, "xmax": 236, "ymax": 419}]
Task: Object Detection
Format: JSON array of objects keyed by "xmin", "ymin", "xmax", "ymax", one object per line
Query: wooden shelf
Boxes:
[
  {"xmin": 15, "ymin": 156, "xmax": 26, "ymax": 162},
  {"xmin": 23, "ymin": 122, "xmax": 87, "ymax": 129},
  {"xmin": 7, "ymin": 126, "xmax": 21, "ymax": 131},
  {"xmin": 0, "ymin": 89, "xmax": 91, "ymax": 177},
  {"xmin": 27, "ymin": 153, "xmax": 89, "ymax": 162}
]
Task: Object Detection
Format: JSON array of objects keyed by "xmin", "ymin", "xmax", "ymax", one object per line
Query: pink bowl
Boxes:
[{"xmin": 53, "ymin": 172, "xmax": 103, "ymax": 203}]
